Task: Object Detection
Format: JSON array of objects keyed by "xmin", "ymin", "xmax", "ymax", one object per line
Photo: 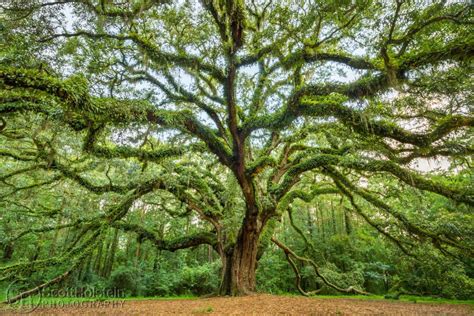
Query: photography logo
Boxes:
[{"xmin": 5, "ymin": 281, "xmax": 42, "ymax": 313}]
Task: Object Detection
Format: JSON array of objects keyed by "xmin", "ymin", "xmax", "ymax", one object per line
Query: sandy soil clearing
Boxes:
[{"xmin": 2, "ymin": 294, "xmax": 473, "ymax": 315}]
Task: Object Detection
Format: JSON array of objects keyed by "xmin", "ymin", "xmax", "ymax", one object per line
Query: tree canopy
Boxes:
[{"xmin": 0, "ymin": 0, "xmax": 473, "ymax": 298}]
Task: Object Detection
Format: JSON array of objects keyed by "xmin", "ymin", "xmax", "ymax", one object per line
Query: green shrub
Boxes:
[
  {"xmin": 176, "ymin": 262, "xmax": 220, "ymax": 295},
  {"xmin": 440, "ymin": 269, "xmax": 474, "ymax": 300},
  {"xmin": 317, "ymin": 263, "xmax": 365, "ymax": 294},
  {"xmin": 107, "ymin": 266, "xmax": 142, "ymax": 296}
]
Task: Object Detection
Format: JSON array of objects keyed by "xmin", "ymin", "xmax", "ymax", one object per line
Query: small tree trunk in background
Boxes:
[
  {"xmin": 135, "ymin": 208, "xmax": 144, "ymax": 266},
  {"xmin": 31, "ymin": 243, "xmax": 41, "ymax": 262},
  {"xmin": 344, "ymin": 209, "xmax": 352, "ymax": 235},
  {"xmin": 48, "ymin": 222, "xmax": 60, "ymax": 256},
  {"xmin": 101, "ymin": 232, "xmax": 112, "ymax": 277},
  {"xmin": 104, "ymin": 228, "xmax": 119, "ymax": 277},
  {"xmin": 25, "ymin": 243, "xmax": 41, "ymax": 277},
  {"xmin": 307, "ymin": 207, "xmax": 314, "ymax": 239},
  {"xmin": 384, "ymin": 270, "xmax": 390, "ymax": 292},
  {"xmin": 153, "ymin": 225, "xmax": 165, "ymax": 272},
  {"xmin": 94, "ymin": 239, "xmax": 104, "ymax": 274},
  {"xmin": 318, "ymin": 203, "xmax": 325, "ymax": 241},
  {"xmin": 142, "ymin": 245, "xmax": 149, "ymax": 262},
  {"xmin": 185, "ymin": 216, "xmax": 190, "ymax": 234},
  {"xmin": 153, "ymin": 249, "xmax": 161, "ymax": 272},
  {"xmin": 208, "ymin": 245, "xmax": 213, "ymax": 263},
  {"xmin": 331, "ymin": 201, "xmax": 337, "ymax": 235},
  {"xmin": 62, "ymin": 227, "xmax": 73, "ymax": 252},
  {"xmin": 49, "ymin": 203, "xmax": 64, "ymax": 256},
  {"xmin": 125, "ymin": 233, "xmax": 132, "ymax": 260},
  {"xmin": 2, "ymin": 220, "xmax": 14, "ymax": 260},
  {"xmin": 3, "ymin": 242, "xmax": 14, "ymax": 260},
  {"xmin": 135, "ymin": 241, "xmax": 141, "ymax": 263},
  {"xmin": 79, "ymin": 252, "xmax": 93, "ymax": 281}
]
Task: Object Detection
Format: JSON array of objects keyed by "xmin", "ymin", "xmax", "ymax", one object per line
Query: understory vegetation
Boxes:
[
  {"xmin": 0, "ymin": 0, "xmax": 473, "ymax": 304},
  {"xmin": 3, "ymin": 198, "xmax": 473, "ymax": 299}
]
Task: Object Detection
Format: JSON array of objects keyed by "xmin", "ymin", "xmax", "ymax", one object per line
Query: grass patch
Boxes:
[{"xmin": 192, "ymin": 305, "xmax": 214, "ymax": 314}]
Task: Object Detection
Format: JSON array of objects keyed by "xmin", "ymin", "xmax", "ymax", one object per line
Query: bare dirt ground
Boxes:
[{"xmin": 3, "ymin": 294, "xmax": 473, "ymax": 315}]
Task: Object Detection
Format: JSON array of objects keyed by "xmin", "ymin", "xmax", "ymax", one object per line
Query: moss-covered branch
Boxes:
[
  {"xmin": 274, "ymin": 153, "xmax": 473, "ymax": 206},
  {"xmin": 39, "ymin": 31, "xmax": 226, "ymax": 81},
  {"xmin": 327, "ymin": 167, "xmax": 473, "ymax": 256},
  {"xmin": 0, "ymin": 67, "xmax": 234, "ymax": 167},
  {"xmin": 243, "ymin": 40, "xmax": 473, "ymax": 140},
  {"xmin": 113, "ymin": 222, "xmax": 217, "ymax": 252},
  {"xmin": 272, "ymin": 237, "xmax": 370, "ymax": 296}
]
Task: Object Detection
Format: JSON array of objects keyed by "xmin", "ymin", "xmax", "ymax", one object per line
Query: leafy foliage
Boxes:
[{"xmin": 0, "ymin": 0, "xmax": 472, "ymax": 300}]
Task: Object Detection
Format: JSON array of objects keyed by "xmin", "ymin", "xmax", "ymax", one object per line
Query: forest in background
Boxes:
[
  {"xmin": 3, "ymin": 190, "xmax": 474, "ymax": 299},
  {"xmin": 0, "ymin": 0, "xmax": 473, "ymax": 303}
]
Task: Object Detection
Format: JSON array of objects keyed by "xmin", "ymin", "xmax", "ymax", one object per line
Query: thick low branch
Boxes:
[
  {"xmin": 113, "ymin": 222, "xmax": 217, "ymax": 252},
  {"xmin": 285, "ymin": 252, "xmax": 322, "ymax": 297},
  {"xmin": 89, "ymin": 143, "xmax": 202, "ymax": 162},
  {"xmin": 271, "ymin": 237, "xmax": 370, "ymax": 296}
]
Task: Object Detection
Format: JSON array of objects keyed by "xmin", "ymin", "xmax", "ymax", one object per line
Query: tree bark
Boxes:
[
  {"xmin": 219, "ymin": 250, "xmax": 233, "ymax": 295},
  {"xmin": 219, "ymin": 215, "xmax": 262, "ymax": 296}
]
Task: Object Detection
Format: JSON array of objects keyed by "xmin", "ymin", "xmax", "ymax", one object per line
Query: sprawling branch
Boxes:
[
  {"xmin": 274, "ymin": 153, "xmax": 473, "ymax": 206},
  {"xmin": 243, "ymin": 41, "xmax": 473, "ymax": 137},
  {"xmin": 272, "ymin": 237, "xmax": 370, "ymax": 296},
  {"xmin": 39, "ymin": 31, "xmax": 226, "ymax": 81},
  {"xmin": 0, "ymin": 67, "xmax": 234, "ymax": 166},
  {"xmin": 113, "ymin": 222, "xmax": 217, "ymax": 252},
  {"xmin": 326, "ymin": 167, "xmax": 473, "ymax": 255}
]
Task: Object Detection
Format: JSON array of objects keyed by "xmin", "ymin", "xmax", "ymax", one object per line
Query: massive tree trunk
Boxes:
[{"xmin": 219, "ymin": 216, "xmax": 262, "ymax": 296}]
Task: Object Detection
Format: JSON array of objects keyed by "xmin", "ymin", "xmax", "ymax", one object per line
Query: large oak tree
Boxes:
[{"xmin": 1, "ymin": 0, "xmax": 473, "ymax": 296}]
